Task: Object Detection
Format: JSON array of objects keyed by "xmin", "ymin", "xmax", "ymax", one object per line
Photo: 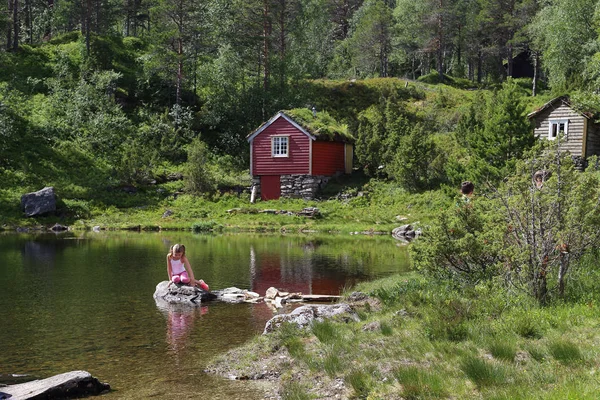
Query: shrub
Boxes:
[
  {"xmin": 191, "ymin": 220, "xmax": 222, "ymax": 232},
  {"xmin": 185, "ymin": 138, "xmax": 216, "ymax": 194}
]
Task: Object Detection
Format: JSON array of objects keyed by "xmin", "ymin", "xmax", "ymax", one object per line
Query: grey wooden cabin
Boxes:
[{"xmin": 528, "ymin": 96, "xmax": 600, "ymax": 159}]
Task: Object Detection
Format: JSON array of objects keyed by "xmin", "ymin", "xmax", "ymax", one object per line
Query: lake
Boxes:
[{"xmin": 0, "ymin": 232, "xmax": 410, "ymax": 399}]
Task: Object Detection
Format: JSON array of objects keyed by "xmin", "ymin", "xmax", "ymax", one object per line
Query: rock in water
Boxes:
[
  {"xmin": 0, "ymin": 370, "xmax": 109, "ymax": 399},
  {"xmin": 21, "ymin": 187, "xmax": 57, "ymax": 217},
  {"xmin": 153, "ymin": 281, "xmax": 216, "ymax": 306}
]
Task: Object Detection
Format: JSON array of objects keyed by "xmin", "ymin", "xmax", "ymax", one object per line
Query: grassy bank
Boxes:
[
  {"xmin": 0, "ymin": 175, "xmax": 452, "ymax": 234},
  {"xmin": 207, "ymin": 271, "xmax": 600, "ymax": 399}
]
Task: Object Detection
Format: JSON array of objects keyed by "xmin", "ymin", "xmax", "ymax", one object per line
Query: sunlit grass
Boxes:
[{"xmin": 548, "ymin": 340, "xmax": 583, "ymax": 365}]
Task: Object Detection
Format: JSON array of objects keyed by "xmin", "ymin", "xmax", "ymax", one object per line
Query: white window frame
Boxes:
[
  {"xmin": 271, "ymin": 135, "xmax": 289, "ymax": 157},
  {"xmin": 548, "ymin": 119, "xmax": 569, "ymax": 141}
]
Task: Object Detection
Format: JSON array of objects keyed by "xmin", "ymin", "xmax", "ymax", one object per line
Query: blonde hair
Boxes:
[{"xmin": 169, "ymin": 243, "xmax": 186, "ymax": 257}]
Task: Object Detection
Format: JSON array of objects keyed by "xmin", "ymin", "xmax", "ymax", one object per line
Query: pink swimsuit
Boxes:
[{"xmin": 170, "ymin": 258, "xmax": 190, "ymax": 284}]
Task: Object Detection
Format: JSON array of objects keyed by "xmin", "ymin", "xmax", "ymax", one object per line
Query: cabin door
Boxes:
[{"xmin": 261, "ymin": 175, "xmax": 281, "ymax": 200}]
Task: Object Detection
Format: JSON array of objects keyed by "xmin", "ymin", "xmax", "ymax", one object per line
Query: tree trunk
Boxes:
[
  {"xmin": 507, "ymin": 43, "xmax": 513, "ymax": 78},
  {"xmin": 7, "ymin": 0, "xmax": 12, "ymax": 50},
  {"xmin": 84, "ymin": 0, "xmax": 91, "ymax": 56},
  {"xmin": 176, "ymin": 0, "xmax": 184, "ymax": 106},
  {"xmin": 558, "ymin": 251, "xmax": 569, "ymax": 298},
  {"xmin": 279, "ymin": 0, "xmax": 285, "ymax": 90},
  {"xmin": 532, "ymin": 52, "xmax": 538, "ymax": 97},
  {"xmin": 12, "ymin": 0, "xmax": 19, "ymax": 51},
  {"xmin": 25, "ymin": 0, "xmax": 31, "ymax": 44},
  {"xmin": 477, "ymin": 49, "xmax": 483, "ymax": 83},
  {"xmin": 263, "ymin": 0, "xmax": 271, "ymax": 91},
  {"xmin": 436, "ymin": 0, "xmax": 443, "ymax": 82}
]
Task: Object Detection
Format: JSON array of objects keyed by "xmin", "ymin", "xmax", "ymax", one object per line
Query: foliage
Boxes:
[
  {"xmin": 185, "ymin": 138, "xmax": 216, "ymax": 195},
  {"xmin": 388, "ymin": 123, "xmax": 440, "ymax": 192},
  {"xmin": 465, "ymin": 79, "xmax": 534, "ymax": 183},
  {"xmin": 413, "ymin": 144, "xmax": 600, "ymax": 304}
]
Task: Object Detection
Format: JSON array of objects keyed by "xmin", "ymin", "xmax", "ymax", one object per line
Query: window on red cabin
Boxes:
[{"xmin": 272, "ymin": 136, "xmax": 289, "ymax": 157}]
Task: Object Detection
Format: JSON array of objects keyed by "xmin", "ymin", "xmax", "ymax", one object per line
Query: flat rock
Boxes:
[
  {"xmin": 0, "ymin": 370, "xmax": 109, "ymax": 399},
  {"xmin": 212, "ymin": 287, "xmax": 263, "ymax": 304},
  {"xmin": 153, "ymin": 281, "xmax": 216, "ymax": 306}
]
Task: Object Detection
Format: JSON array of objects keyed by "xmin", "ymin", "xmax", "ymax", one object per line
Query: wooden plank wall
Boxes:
[
  {"xmin": 533, "ymin": 103, "xmax": 585, "ymax": 157},
  {"xmin": 252, "ymin": 118, "xmax": 310, "ymax": 175},
  {"xmin": 312, "ymin": 141, "xmax": 345, "ymax": 176},
  {"xmin": 586, "ymin": 123, "xmax": 600, "ymax": 158}
]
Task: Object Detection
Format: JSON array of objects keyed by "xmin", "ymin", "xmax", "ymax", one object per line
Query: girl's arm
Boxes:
[
  {"xmin": 182, "ymin": 256, "xmax": 196, "ymax": 284},
  {"xmin": 166, "ymin": 255, "xmax": 173, "ymax": 280}
]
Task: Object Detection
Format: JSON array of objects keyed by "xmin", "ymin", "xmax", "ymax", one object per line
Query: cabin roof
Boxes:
[
  {"xmin": 247, "ymin": 109, "xmax": 355, "ymax": 143},
  {"xmin": 527, "ymin": 96, "xmax": 594, "ymax": 120}
]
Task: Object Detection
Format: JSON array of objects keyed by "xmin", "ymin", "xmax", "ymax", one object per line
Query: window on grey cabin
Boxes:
[{"xmin": 548, "ymin": 120, "xmax": 568, "ymax": 141}]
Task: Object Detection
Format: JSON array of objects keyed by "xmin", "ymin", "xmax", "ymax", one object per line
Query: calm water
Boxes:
[{"xmin": 0, "ymin": 232, "xmax": 410, "ymax": 399}]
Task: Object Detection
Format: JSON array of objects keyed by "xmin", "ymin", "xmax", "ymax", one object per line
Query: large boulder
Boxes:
[
  {"xmin": 263, "ymin": 304, "xmax": 359, "ymax": 334},
  {"xmin": 153, "ymin": 281, "xmax": 216, "ymax": 307},
  {"xmin": 0, "ymin": 370, "xmax": 109, "ymax": 399},
  {"xmin": 21, "ymin": 187, "xmax": 57, "ymax": 217}
]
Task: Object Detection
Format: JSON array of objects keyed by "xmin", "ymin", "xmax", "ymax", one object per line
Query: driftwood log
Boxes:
[{"xmin": 0, "ymin": 371, "xmax": 109, "ymax": 399}]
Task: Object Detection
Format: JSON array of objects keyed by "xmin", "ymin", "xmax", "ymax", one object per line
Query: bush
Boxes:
[
  {"xmin": 191, "ymin": 220, "xmax": 222, "ymax": 232},
  {"xmin": 185, "ymin": 138, "xmax": 216, "ymax": 194}
]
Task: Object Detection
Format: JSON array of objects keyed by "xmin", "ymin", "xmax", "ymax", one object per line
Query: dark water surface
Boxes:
[{"xmin": 0, "ymin": 232, "xmax": 410, "ymax": 399}]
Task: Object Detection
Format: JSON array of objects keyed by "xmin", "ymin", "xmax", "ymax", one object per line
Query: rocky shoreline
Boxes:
[{"xmin": 205, "ymin": 292, "xmax": 382, "ymax": 399}]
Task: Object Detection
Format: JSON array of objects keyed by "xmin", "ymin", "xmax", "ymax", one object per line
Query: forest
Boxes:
[{"xmin": 2, "ymin": 0, "xmax": 600, "ymax": 192}]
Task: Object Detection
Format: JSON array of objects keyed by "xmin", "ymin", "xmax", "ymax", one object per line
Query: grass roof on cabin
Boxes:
[{"xmin": 284, "ymin": 108, "xmax": 355, "ymax": 142}]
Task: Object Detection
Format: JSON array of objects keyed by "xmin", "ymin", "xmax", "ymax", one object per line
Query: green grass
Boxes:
[
  {"xmin": 488, "ymin": 340, "xmax": 517, "ymax": 362},
  {"xmin": 548, "ymin": 340, "xmax": 583, "ymax": 365},
  {"xmin": 394, "ymin": 365, "xmax": 447, "ymax": 399},
  {"xmin": 460, "ymin": 356, "xmax": 507, "ymax": 387},
  {"xmin": 206, "ymin": 272, "xmax": 600, "ymax": 399},
  {"xmin": 281, "ymin": 381, "xmax": 313, "ymax": 400},
  {"xmin": 345, "ymin": 369, "xmax": 374, "ymax": 398},
  {"xmin": 311, "ymin": 320, "xmax": 339, "ymax": 344}
]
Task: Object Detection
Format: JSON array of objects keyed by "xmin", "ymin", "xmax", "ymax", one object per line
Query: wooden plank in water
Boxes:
[{"xmin": 301, "ymin": 294, "xmax": 341, "ymax": 302}]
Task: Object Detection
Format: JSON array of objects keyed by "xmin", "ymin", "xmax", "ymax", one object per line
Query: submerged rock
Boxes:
[{"xmin": 0, "ymin": 370, "xmax": 109, "ymax": 399}]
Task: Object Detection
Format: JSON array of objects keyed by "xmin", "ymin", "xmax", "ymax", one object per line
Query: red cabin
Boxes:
[{"xmin": 247, "ymin": 110, "xmax": 354, "ymax": 200}]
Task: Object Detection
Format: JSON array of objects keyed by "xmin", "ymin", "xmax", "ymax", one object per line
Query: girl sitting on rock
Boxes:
[{"xmin": 167, "ymin": 244, "xmax": 209, "ymax": 291}]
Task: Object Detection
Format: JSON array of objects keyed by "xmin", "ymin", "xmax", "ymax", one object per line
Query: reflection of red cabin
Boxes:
[{"xmin": 247, "ymin": 111, "xmax": 354, "ymax": 200}]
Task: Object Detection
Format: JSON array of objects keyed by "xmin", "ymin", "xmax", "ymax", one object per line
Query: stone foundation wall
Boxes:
[
  {"xmin": 280, "ymin": 174, "xmax": 330, "ymax": 199},
  {"xmin": 252, "ymin": 175, "xmax": 331, "ymax": 200}
]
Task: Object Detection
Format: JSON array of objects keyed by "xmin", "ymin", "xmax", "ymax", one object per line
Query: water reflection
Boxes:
[{"xmin": 167, "ymin": 307, "xmax": 207, "ymax": 354}]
